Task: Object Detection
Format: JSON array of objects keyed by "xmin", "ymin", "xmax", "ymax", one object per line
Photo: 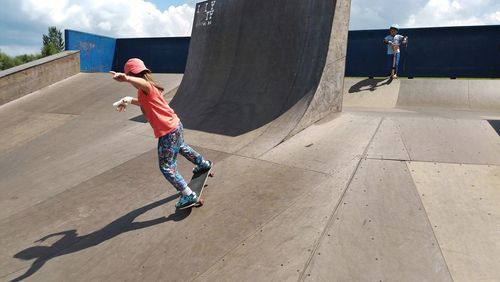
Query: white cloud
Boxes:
[
  {"xmin": 488, "ymin": 11, "xmax": 500, "ymax": 22},
  {"xmin": 350, "ymin": 0, "xmax": 500, "ymax": 30},
  {"xmin": 18, "ymin": 0, "xmax": 195, "ymax": 38},
  {"xmin": 0, "ymin": 0, "xmax": 195, "ymax": 56},
  {"xmin": 403, "ymin": 0, "xmax": 495, "ymax": 27},
  {"xmin": 3, "ymin": 0, "xmax": 500, "ymax": 56},
  {"xmin": 0, "ymin": 45, "xmax": 40, "ymax": 56}
]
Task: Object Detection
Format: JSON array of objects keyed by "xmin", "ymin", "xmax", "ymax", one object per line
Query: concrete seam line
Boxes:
[
  {"xmin": 396, "ymin": 118, "xmax": 412, "ymax": 161},
  {"xmin": 189, "ymin": 173, "xmax": 328, "ymax": 281},
  {"xmin": 467, "ymin": 80, "xmax": 472, "ymax": 111},
  {"xmin": 297, "ymin": 117, "xmax": 384, "ymax": 281},
  {"xmin": 404, "ymin": 161, "xmax": 455, "ymax": 281}
]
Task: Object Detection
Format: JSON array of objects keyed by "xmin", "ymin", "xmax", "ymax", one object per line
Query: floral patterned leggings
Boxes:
[{"xmin": 157, "ymin": 122, "xmax": 204, "ymax": 192}]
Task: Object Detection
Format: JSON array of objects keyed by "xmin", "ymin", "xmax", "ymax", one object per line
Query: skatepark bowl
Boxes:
[
  {"xmin": 1, "ymin": 74, "xmax": 500, "ymax": 282},
  {"xmin": 1, "ymin": 1, "xmax": 500, "ymax": 282}
]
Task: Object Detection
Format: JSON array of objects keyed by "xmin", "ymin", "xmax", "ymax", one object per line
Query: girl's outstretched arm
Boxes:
[
  {"xmin": 110, "ymin": 71, "xmax": 150, "ymax": 94},
  {"xmin": 110, "ymin": 71, "xmax": 143, "ymax": 111}
]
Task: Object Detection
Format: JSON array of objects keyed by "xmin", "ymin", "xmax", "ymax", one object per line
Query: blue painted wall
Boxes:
[
  {"xmin": 65, "ymin": 30, "xmax": 116, "ymax": 72},
  {"xmin": 112, "ymin": 37, "xmax": 190, "ymax": 73},
  {"xmin": 346, "ymin": 25, "xmax": 500, "ymax": 78},
  {"xmin": 67, "ymin": 25, "xmax": 500, "ymax": 77},
  {"xmin": 65, "ymin": 30, "xmax": 189, "ymax": 73}
]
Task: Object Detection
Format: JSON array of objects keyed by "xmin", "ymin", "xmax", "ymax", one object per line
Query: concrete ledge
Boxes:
[
  {"xmin": 397, "ymin": 79, "xmax": 500, "ymax": 111},
  {"xmin": 397, "ymin": 79, "xmax": 470, "ymax": 110},
  {"xmin": 468, "ymin": 80, "xmax": 500, "ymax": 112},
  {"xmin": 0, "ymin": 51, "xmax": 80, "ymax": 106},
  {"xmin": 344, "ymin": 77, "xmax": 500, "ymax": 112}
]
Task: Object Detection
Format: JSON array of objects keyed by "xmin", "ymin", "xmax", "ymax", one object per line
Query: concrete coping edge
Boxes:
[{"xmin": 0, "ymin": 50, "xmax": 80, "ymax": 78}]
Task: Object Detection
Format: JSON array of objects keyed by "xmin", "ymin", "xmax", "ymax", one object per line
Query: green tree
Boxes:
[
  {"xmin": 41, "ymin": 26, "xmax": 64, "ymax": 57},
  {"xmin": 0, "ymin": 26, "xmax": 61, "ymax": 70},
  {"xmin": 0, "ymin": 50, "xmax": 16, "ymax": 70},
  {"xmin": 0, "ymin": 49, "xmax": 43, "ymax": 71}
]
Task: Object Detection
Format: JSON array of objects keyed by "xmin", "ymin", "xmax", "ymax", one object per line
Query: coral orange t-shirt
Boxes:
[{"xmin": 137, "ymin": 83, "xmax": 180, "ymax": 138}]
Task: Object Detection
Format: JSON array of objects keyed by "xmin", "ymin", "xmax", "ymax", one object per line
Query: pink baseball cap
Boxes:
[{"xmin": 124, "ymin": 58, "xmax": 150, "ymax": 75}]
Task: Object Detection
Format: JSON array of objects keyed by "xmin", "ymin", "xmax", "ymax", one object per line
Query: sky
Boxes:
[{"xmin": 1, "ymin": 0, "xmax": 500, "ymax": 56}]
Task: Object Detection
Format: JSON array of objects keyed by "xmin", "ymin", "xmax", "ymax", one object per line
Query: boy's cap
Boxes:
[
  {"xmin": 390, "ymin": 24, "xmax": 400, "ymax": 30},
  {"xmin": 124, "ymin": 58, "xmax": 150, "ymax": 75}
]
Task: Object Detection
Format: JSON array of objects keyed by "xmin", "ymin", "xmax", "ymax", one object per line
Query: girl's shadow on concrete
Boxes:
[{"xmin": 11, "ymin": 194, "xmax": 189, "ymax": 282}]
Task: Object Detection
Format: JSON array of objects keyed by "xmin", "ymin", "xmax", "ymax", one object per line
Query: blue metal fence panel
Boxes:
[
  {"xmin": 346, "ymin": 25, "xmax": 500, "ymax": 78},
  {"xmin": 67, "ymin": 24, "xmax": 500, "ymax": 77},
  {"xmin": 65, "ymin": 29, "xmax": 116, "ymax": 72},
  {"xmin": 112, "ymin": 37, "xmax": 190, "ymax": 74}
]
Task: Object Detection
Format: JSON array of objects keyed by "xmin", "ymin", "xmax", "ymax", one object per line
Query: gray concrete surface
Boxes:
[
  {"xmin": 304, "ymin": 159, "xmax": 452, "ymax": 282},
  {"xmin": 0, "ymin": 51, "xmax": 80, "ymax": 106},
  {"xmin": 397, "ymin": 79, "xmax": 471, "ymax": 110},
  {"xmin": 409, "ymin": 162, "xmax": 500, "ymax": 282},
  {"xmin": 1, "ymin": 73, "xmax": 499, "ymax": 281},
  {"xmin": 290, "ymin": 0, "xmax": 351, "ymax": 136},
  {"xmin": 343, "ymin": 78, "xmax": 401, "ymax": 109},
  {"xmin": 2, "ymin": 0, "xmax": 500, "ymax": 280},
  {"xmin": 170, "ymin": 0, "xmax": 350, "ymax": 157},
  {"xmin": 0, "ymin": 73, "xmax": 182, "ymax": 220},
  {"xmin": 344, "ymin": 77, "xmax": 500, "ymax": 112}
]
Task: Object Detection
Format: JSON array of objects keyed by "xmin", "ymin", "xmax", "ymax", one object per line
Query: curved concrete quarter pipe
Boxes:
[{"xmin": 170, "ymin": 0, "xmax": 351, "ymax": 156}]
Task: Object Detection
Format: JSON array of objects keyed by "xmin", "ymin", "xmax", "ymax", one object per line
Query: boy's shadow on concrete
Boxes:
[
  {"xmin": 348, "ymin": 77, "xmax": 393, "ymax": 94},
  {"xmin": 11, "ymin": 194, "xmax": 189, "ymax": 282}
]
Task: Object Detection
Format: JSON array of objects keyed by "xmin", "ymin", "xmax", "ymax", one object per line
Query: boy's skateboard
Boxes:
[{"xmin": 178, "ymin": 167, "xmax": 214, "ymax": 210}]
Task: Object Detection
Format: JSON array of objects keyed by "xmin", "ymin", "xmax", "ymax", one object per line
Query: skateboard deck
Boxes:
[{"xmin": 178, "ymin": 167, "xmax": 214, "ymax": 210}]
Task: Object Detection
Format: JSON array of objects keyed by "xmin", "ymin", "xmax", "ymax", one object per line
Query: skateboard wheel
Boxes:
[
  {"xmin": 209, "ymin": 172, "xmax": 214, "ymax": 177},
  {"xmin": 198, "ymin": 198, "xmax": 205, "ymax": 206}
]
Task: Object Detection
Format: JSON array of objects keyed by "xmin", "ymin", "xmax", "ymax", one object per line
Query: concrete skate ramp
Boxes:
[
  {"xmin": 0, "ymin": 51, "xmax": 80, "ymax": 106},
  {"xmin": 2, "ymin": 72, "xmax": 499, "ymax": 281},
  {"xmin": 343, "ymin": 77, "xmax": 500, "ymax": 112},
  {"xmin": 171, "ymin": 0, "xmax": 350, "ymax": 156}
]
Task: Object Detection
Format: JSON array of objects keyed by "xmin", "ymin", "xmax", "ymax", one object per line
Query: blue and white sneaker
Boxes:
[
  {"xmin": 176, "ymin": 192, "xmax": 198, "ymax": 209},
  {"xmin": 192, "ymin": 160, "xmax": 212, "ymax": 175}
]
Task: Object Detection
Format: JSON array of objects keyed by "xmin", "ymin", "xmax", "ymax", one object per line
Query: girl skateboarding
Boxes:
[
  {"xmin": 383, "ymin": 24, "xmax": 408, "ymax": 79},
  {"xmin": 111, "ymin": 58, "xmax": 211, "ymax": 209}
]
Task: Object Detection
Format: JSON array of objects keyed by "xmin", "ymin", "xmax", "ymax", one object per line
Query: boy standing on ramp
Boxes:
[
  {"xmin": 383, "ymin": 24, "xmax": 408, "ymax": 79},
  {"xmin": 111, "ymin": 58, "xmax": 212, "ymax": 209}
]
